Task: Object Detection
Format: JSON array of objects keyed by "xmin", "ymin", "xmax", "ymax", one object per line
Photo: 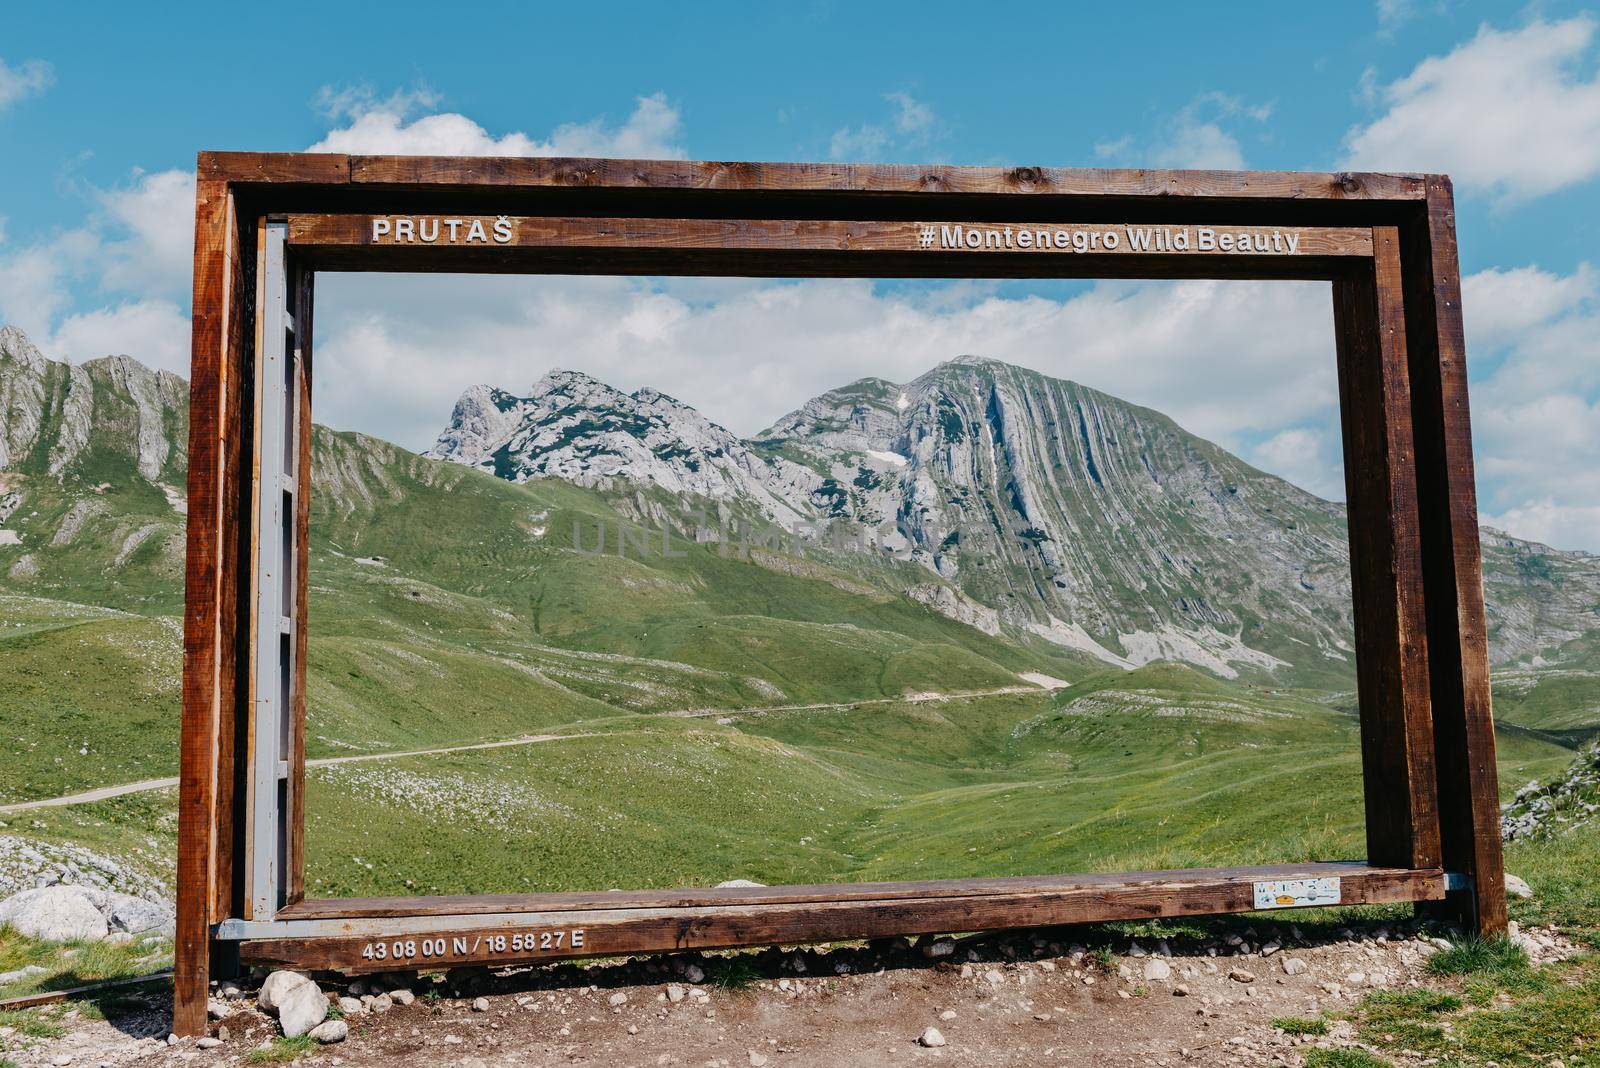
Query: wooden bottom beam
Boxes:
[{"xmin": 230, "ymin": 862, "xmax": 1442, "ymax": 975}]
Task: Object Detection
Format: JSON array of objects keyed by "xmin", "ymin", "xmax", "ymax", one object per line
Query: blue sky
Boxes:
[{"xmin": 3, "ymin": 1, "xmax": 1600, "ymax": 550}]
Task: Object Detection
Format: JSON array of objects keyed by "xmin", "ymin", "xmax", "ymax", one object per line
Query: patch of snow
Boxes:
[
  {"xmin": 1117, "ymin": 624, "xmax": 1289, "ymax": 680},
  {"xmin": 866, "ymin": 450, "xmax": 909, "ymax": 467},
  {"xmin": 354, "ymin": 556, "xmax": 387, "ymax": 567},
  {"xmin": 1027, "ymin": 617, "xmax": 1136, "ymax": 670}
]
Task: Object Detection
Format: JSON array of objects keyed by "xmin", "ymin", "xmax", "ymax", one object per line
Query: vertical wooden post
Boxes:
[
  {"xmin": 1400, "ymin": 179, "xmax": 1508, "ymax": 934},
  {"xmin": 176, "ymin": 178, "xmax": 243, "ymax": 1036},
  {"xmin": 1332, "ymin": 227, "xmax": 1442, "ymax": 873}
]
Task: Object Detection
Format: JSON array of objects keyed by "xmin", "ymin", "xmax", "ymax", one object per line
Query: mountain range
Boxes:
[{"xmin": 420, "ymin": 351, "xmax": 1600, "ymax": 686}]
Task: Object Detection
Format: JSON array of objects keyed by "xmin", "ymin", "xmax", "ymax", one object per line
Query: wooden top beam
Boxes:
[{"xmin": 199, "ymin": 151, "xmax": 1429, "ymax": 203}]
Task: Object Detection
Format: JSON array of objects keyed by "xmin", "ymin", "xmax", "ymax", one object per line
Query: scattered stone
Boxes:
[
  {"xmin": 1143, "ymin": 958, "xmax": 1172, "ymax": 982},
  {"xmin": 1346, "ymin": 971, "xmax": 1367, "ymax": 985},
  {"xmin": 309, "ymin": 1019, "xmax": 348, "ymax": 1044},
  {"xmin": 472, "ymin": 996, "xmax": 491, "ymax": 1012},
  {"xmin": 983, "ymin": 969, "xmax": 1004, "ymax": 986},
  {"xmin": 682, "ymin": 964, "xmax": 706, "ymax": 984},
  {"xmin": 1260, "ymin": 941, "xmax": 1281, "ymax": 957},
  {"xmin": 338, "ymin": 995, "xmax": 364, "ymax": 1015},
  {"xmin": 1173, "ymin": 984, "xmax": 1190, "ymax": 997},
  {"xmin": 939, "ymin": 1009, "xmax": 957, "ymax": 1021},
  {"xmin": 748, "ymin": 1052, "xmax": 769, "ymax": 1067},
  {"xmin": 277, "ymin": 981, "xmax": 328, "ymax": 1039},
  {"xmin": 1505, "ymin": 873, "xmax": 1535, "ymax": 899},
  {"xmin": 0, "ymin": 963, "xmax": 46, "ymax": 984},
  {"xmin": 196, "ymin": 1037, "xmax": 223, "ymax": 1049},
  {"xmin": 371, "ymin": 992, "xmax": 393, "ymax": 1013},
  {"xmin": 666, "ymin": 984, "xmax": 686, "ymax": 1003},
  {"xmin": 51, "ymin": 1055, "xmax": 73, "ymax": 1066},
  {"xmin": 919, "ymin": 1027, "xmax": 947, "ymax": 1048},
  {"xmin": 390, "ymin": 988, "xmax": 416, "ymax": 1006},
  {"xmin": 609, "ymin": 991, "xmax": 629, "ymax": 1007},
  {"xmin": 1228, "ymin": 968, "xmax": 1256, "ymax": 984},
  {"xmin": 1281, "ymin": 957, "xmax": 1308, "ymax": 976}
]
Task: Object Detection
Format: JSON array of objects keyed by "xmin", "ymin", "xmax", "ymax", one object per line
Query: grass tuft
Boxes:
[
  {"xmin": 246, "ymin": 1035, "xmax": 318, "ymax": 1063},
  {"xmin": 1303, "ymin": 1051, "xmax": 1392, "ymax": 1068},
  {"xmin": 1425, "ymin": 935, "xmax": 1529, "ymax": 977},
  {"xmin": 708, "ymin": 956, "xmax": 763, "ymax": 991},
  {"xmin": 1271, "ymin": 1015, "xmax": 1329, "ymax": 1036}
]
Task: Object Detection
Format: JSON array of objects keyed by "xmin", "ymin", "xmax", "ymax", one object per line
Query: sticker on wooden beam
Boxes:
[{"xmin": 1252, "ymin": 877, "xmax": 1341, "ymax": 909}]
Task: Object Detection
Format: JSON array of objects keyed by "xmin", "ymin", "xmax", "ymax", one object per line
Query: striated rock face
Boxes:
[
  {"xmin": 0, "ymin": 332, "xmax": 188, "ymax": 483},
  {"xmin": 0, "ymin": 329, "xmax": 191, "ymax": 607},
  {"xmin": 760, "ymin": 357, "xmax": 1351, "ymax": 677}
]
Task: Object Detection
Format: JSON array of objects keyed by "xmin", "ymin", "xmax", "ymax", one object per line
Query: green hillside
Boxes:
[{"xmin": 0, "ymin": 331, "xmax": 1593, "ymax": 902}]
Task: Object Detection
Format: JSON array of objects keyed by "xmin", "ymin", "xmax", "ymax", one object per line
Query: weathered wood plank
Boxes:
[
  {"xmin": 345, "ymin": 157, "xmax": 1427, "ymax": 201},
  {"xmin": 1332, "ymin": 229, "xmax": 1442, "ymax": 872},
  {"xmin": 198, "ymin": 151, "xmax": 349, "ymax": 185},
  {"xmin": 288, "ymin": 214, "xmax": 1372, "ymax": 257},
  {"xmin": 242, "ymin": 863, "xmax": 1443, "ymax": 974},
  {"xmin": 282, "ymin": 215, "xmax": 1372, "ymax": 281},
  {"xmin": 175, "ymin": 176, "xmax": 234, "ymax": 1039},
  {"xmin": 1401, "ymin": 179, "xmax": 1507, "ymax": 934},
  {"xmin": 275, "ymin": 862, "xmax": 1423, "ymax": 921}
]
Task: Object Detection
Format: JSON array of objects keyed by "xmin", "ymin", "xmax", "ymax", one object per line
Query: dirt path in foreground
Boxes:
[
  {"xmin": 10, "ymin": 918, "xmax": 1575, "ymax": 1067},
  {"xmin": 1, "ymin": 682, "xmax": 1066, "ymax": 816}
]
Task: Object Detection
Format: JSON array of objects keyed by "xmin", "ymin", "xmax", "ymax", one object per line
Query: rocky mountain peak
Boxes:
[
  {"xmin": 0, "ymin": 324, "xmax": 47, "ymax": 371},
  {"xmin": 426, "ymin": 369, "xmax": 820, "ymax": 525}
]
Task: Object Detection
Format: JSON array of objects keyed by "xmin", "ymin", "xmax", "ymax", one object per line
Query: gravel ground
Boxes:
[{"xmin": 2, "ymin": 918, "xmax": 1577, "ymax": 1068}]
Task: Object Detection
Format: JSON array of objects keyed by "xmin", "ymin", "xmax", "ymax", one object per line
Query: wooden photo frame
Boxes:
[{"xmin": 175, "ymin": 153, "xmax": 1506, "ymax": 1035}]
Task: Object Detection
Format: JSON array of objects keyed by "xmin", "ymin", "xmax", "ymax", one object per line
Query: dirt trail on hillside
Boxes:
[
  {"xmin": 11, "ymin": 917, "xmax": 1575, "ymax": 1067},
  {"xmin": 0, "ymin": 734, "xmax": 582, "ymax": 815},
  {"xmin": 0, "ymin": 681, "xmax": 1067, "ymax": 815}
]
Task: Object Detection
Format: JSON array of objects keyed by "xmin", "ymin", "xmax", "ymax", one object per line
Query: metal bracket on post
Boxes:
[{"xmin": 246, "ymin": 220, "xmax": 297, "ymax": 922}]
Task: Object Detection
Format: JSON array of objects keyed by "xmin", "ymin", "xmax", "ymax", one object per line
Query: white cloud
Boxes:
[
  {"xmin": 0, "ymin": 227, "xmax": 98, "ymax": 339},
  {"xmin": 829, "ymin": 91, "xmax": 940, "ymax": 161},
  {"xmin": 1376, "ymin": 0, "xmax": 1430, "ymax": 32},
  {"xmin": 1343, "ymin": 17, "xmax": 1600, "ymax": 203},
  {"xmin": 307, "ymin": 91, "xmax": 686, "ymax": 158},
  {"xmin": 49, "ymin": 300, "xmax": 190, "ymax": 375},
  {"xmin": 98, "ymin": 169, "xmax": 197, "ymax": 297},
  {"xmin": 1251, "ymin": 427, "xmax": 1345, "ymax": 500},
  {"xmin": 1464, "ymin": 263, "xmax": 1597, "ymax": 350},
  {"xmin": 0, "ymin": 57, "xmax": 53, "ymax": 111},
  {"xmin": 1463, "ymin": 261, "xmax": 1600, "ymax": 550},
  {"xmin": 1098, "ymin": 93, "xmax": 1271, "ymax": 169},
  {"xmin": 1483, "ymin": 501, "xmax": 1600, "ymax": 554}
]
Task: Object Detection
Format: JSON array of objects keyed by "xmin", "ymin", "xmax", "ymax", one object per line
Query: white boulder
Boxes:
[
  {"xmin": 0, "ymin": 886, "xmax": 110, "ymax": 941},
  {"xmin": 257, "ymin": 970, "xmax": 313, "ymax": 1014},
  {"xmin": 277, "ymin": 981, "xmax": 328, "ymax": 1038}
]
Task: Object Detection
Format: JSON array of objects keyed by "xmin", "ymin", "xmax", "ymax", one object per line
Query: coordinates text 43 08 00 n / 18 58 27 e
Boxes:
[{"xmin": 359, "ymin": 929, "xmax": 586, "ymax": 964}]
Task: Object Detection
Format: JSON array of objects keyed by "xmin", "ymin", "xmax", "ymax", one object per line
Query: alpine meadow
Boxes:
[{"xmin": 2, "ymin": 318, "xmax": 1597, "ymax": 904}]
